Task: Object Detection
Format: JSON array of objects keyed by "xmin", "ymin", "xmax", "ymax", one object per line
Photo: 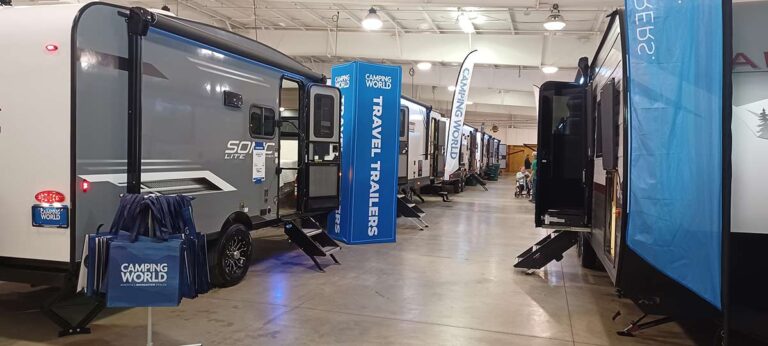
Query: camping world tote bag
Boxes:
[{"xmin": 106, "ymin": 236, "xmax": 183, "ymax": 307}]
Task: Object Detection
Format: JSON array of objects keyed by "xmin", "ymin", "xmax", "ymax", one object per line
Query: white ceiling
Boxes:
[{"xmin": 14, "ymin": 0, "xmax": 624, "ymax": 128}]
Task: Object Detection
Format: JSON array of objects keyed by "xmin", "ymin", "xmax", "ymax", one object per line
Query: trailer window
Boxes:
[
  {"xmin": 399, "ymin": 108, "xmax": 407, "ymax": 138},
  {"xmin": 249, "ymin": 104, "xmax": 276, "ymax": 138},
  {"xmin": 313, "ymin": 94, "xmax": 335, "ymax": 138},
  {"xmin": 595, "ymin": 101, "xmax": 603, "ymax": 158}
]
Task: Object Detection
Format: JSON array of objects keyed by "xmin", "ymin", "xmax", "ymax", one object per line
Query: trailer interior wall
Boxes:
[{"xmin": 0, "ymin": 5, "xmax": 80, "ymax": 263}]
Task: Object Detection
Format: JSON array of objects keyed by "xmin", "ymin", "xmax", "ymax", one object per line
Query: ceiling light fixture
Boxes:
[
  {"xmin": 457, "ymin": 13, "xmax": 475, "ymax": 34},
  {"xmin": 362, "ymin": 7, "xmax": 383, "ymax": 31},
  {"xmin": 416, "ymin": 62, "xmax": 432, "ymax": 71},
  {"xmin": 541, "ymin": 65, "xmax": 559, "ymax": 74},
  {"xmin": 543, "ymin": 4, "xmax": 566, "ymax": 31}
]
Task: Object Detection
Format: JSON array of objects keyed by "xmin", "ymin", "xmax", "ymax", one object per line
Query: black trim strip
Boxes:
[
  {"xmin": 721, "ymin": 0, "xmax": 734, "ymax": 342},
  {"xmin": 126, "ymin": 7, "xmax": 154, "ymax": 194},
  {"xmin": 78, "ymin": 49, "xmax": 168, "ymax": 79},
  {"xmin": 590, "ymin": 11, "xmax": 620, "ymax": 74}
]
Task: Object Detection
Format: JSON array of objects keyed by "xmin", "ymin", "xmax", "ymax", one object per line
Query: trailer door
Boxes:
[
  {"xmin": 398, "ymin": 106, "xmax": 409, "ymax": 185},
  {"xmin": 433, "ymin": 118, "xmax": 447, "ymax": 179},
  {"xmin": 535, "ymin": 81, "xmax": 589, "ymax": 228},
  {"xmin": 300, "ymin": 84, "xmax": 341, "ymax": 213}
]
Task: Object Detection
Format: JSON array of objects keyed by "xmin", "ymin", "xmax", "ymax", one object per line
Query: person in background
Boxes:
[
  {"xmin": 529, "ymin": 152, "xmax": 537, "ymax": 202},
  {"xmin": 524, "ymin": 155, "xmax": 532, "ymax": 172},
  {"xmin": 515, "ymin": 167, "xmax": 530, "ymax": 197}
]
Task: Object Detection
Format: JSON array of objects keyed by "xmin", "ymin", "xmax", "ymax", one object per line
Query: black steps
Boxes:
[
  {"xmin": 396, "ymin": 194, "xmax": 429, "ymax": 231},
  {"xmin": 410, "ymin": 187, "xmax": 426, "ymax": 203},
  {"xmin": 514, "ymin": 230, "xmax": 578, "ymax": 270},
  {"xmin": 467, "ymin": 173, "xmax": 488, "ymax": 191},
  {"xmin": 284, "ymin": 216, "xmax": 341, "ymax": 272}
]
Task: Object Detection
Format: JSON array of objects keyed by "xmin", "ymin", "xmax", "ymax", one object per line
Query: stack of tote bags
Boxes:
[{"xmin": 78, "ymin": 194, "xmax": 211, "ymax": 307}]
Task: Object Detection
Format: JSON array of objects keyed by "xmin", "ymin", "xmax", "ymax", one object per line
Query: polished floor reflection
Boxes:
[{"xmin": 0, "ymin": 176, "xmax": 700, "ymax": 345}]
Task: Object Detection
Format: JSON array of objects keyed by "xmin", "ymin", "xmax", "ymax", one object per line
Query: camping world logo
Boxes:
[
  {"xmin": 120, "ymin": 263, "xmax": 168, "ymax": 287},
  {"xmin": 335, "ymin": 74, "xmax": 350, "ymax": 89},
  {"xmin": 365, "ymin": 74, "xmax": 392, "ymax": 89}
]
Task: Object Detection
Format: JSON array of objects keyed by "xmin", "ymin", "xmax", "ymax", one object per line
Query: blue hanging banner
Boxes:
[
  {"xmin": 328, "ymin": 62, "xmax": 401, "ymax": 244},
  {"xmin": 624, "ymin": 1, "xmax": 724, "ymax": 308}
]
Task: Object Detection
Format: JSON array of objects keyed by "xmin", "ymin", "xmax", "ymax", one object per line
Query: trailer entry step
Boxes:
[{"xmin": 284, "ymin": 216, "xmax": 341, "ymax": 272}]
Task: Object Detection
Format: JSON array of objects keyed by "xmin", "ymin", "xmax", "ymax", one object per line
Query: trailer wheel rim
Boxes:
[{"xmin": 223, "ymin": 233, "xmax": 250, "ymax": 279}]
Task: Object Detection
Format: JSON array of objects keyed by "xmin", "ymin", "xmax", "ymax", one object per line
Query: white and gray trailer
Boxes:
[
  {"xmin": 0, "ymin": 2, "xmax": 340, "ymax": 331},
  {"xmin": 399, "ymin": 96, "xmax": 431, "ymax": 193},
  {"xmin": 426, "ymin": 109, "xmax": 449, "ymax": 186},
  {"xmin": 398, "ymin": 96, "xmax": 450, "ymax": 200}
]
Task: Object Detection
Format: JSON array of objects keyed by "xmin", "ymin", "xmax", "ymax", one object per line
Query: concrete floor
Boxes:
[{"xmin": 0, "ymin": 175, "xmax": 703, "ymax": 345}]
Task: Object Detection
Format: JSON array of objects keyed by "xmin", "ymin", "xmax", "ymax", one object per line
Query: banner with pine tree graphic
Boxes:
[{"xmin": 758, "ymin": 108, "xmax": 768, "ymax": 139}]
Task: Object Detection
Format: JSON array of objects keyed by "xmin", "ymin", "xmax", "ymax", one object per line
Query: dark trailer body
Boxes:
[{"xmin": 529, "ymin": 4, "xmax": 760, "ymax": 341}]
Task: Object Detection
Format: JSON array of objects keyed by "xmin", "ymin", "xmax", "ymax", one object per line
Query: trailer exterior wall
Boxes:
[
  {"xmin": 731, "ymin": 2, "xmax": 768, "ymax": 235},
  {"xmin": 588, "ymin": 13, "xmax": 625, "ymax": 283},
  {"xmin": 0, "ymin": 5, "xmax": 80, "ymax": 263},
  {"xmin": 72, "ymin": 3, "xmax": 292, "ymax": 259},
  {"xmin": 401, "ymin": 98, "xmax": 430, "ymax": 186}
]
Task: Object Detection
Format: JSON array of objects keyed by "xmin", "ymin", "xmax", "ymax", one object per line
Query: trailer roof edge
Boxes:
[
  {"xmin": 153, "ymin": 13, "xmax": 324, "ymax": 82},
  {"xmin": 401, "ymin": 95, "xmax": 433, "ymax": 111}
]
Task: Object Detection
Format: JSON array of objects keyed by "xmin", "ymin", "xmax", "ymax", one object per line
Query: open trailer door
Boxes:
[
  {"xmin": 535, "ymin": 81, "xmax": 589, "ymax": 228},
  {"xmin": 299, "ymin": 84, "xmax": 341, "ymax": 213}
]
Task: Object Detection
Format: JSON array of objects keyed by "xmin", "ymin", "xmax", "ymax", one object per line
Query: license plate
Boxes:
[{"xmin": 31, "ymin": 205, "xmax": 69, "ymax": 228}]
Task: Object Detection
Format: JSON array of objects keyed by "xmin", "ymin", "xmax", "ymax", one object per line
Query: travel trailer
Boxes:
[
  {"xmin": 427, "ymin": 110, "xmax": 448, "ymax": 186},
  {"xmin": 399, "ymin": 97, "xmax": 431, "ymax": 194},
  {"xmin": 522, "ymin": 2, "xmax": 768, "ymax": 342},
  {"xmin": 0, "ymin": 1, "xmax": 340, "ymax": 329},
  {"xmin": 398, "ymin": 97, "xmax": 450, "ymax": 199}
]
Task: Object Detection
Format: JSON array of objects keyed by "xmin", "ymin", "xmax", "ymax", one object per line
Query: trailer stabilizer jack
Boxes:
[
  {"xmin": 42, "ymin": 279, "xmax": 105, "ymax": 337},
  {"xmin": 616, "ymin": 314, "xmax": 674, "ymax": 337}
]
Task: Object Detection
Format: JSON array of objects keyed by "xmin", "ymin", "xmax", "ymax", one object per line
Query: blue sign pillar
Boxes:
[{"xmin": 328, "ymin": 62, "xmax": 401, "ymax": 244}]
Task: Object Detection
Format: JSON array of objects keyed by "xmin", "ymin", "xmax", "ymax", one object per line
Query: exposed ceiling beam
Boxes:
[
  {"xmin": 592, "ymin": 8, "xmax": 609, "ymax": 32},
  {"xmin": 295, "ymin": 2, "xmax": 331, "ymax": 28},
  {"xmin": 239, "ymin": 26, "xmax": 600, "ymax": 35},
  {"xmin": 243, "ymin": 0, "xmax": 621, "ymax": 10},
  {"xmin": 507, "ymin": 9, "xmax": 516, "ymax": 35},
  {"xmin": 420, "ymin": 7, "xmax": 440, "ymax": 34},
  {"xmin": 267, "ymin": 9, "xmax": 307, "ymax": 31},
  {"xmin": 334, "ymin": 3, "xmax": 361, "ymax": 26},
  {"xmin": 177, "ymin": 0, "xmax": 247, "ymax": 30},
  {"xmin": 376, "ymin": 6, "xmax": 404, "ymax": 35}
]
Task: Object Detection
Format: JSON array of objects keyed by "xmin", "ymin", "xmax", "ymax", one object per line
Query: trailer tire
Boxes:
[
  {"xmin": 580, "ymin": 234, "xmax": 603, "ymax": 271},
  {"xmin": 211, "ymin": 223, "xmax": 253, "ymax": 287}
]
